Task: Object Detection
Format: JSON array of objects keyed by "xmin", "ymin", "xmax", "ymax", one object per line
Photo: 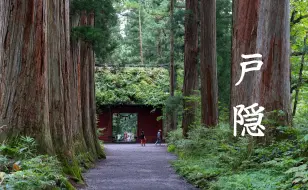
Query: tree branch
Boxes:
[
  {"xmin": 175, "ymin": 5, "xmax": 185, "ymax": 9},
  {"xmin": 291, "ymin": 14, "xmax": 308, "ymax": 27},
  {"xmin": 291, "ymin": 79, "xmax": 308, "ymax": 93},
  {"xmin": 290, "ymin": 10, "xmax": 297, "ymax": 24},
  {"xmin": 291, "ymin": 51, "xmax": 305, "ymax": 56}
]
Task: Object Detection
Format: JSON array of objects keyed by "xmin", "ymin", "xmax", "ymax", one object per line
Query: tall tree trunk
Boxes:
[
  {"xmin": 139, "ymin": 1, "xmax": 144, "ymax": 65},
  {"xmin": 0, "ymin": 0, "xmax": 82, "ymax": 158},
  {"xmin": 0, "ymin": 0, "xmax": 54, "ymax": 153},
  {"xmin": 73, "ymin": 11, "xmax": 104, "ymax": 159},
  {"xmin": 293, "ymin": 33, "xmax": 307, "ymax": 116},
  {"xmin": 231, "ymin": 0, "xmax": 291, "ymax": 130},
  {"xmin": 182, "ymin": 0, "xmax": 198, "ymax": 137},
  {"xmin": 200, "ymin": 0, "xmax": 218, "ymax": 127},
  {"xmin": 157, "ymin": 29, "xmax": 162, "ymax": 58},
  {"xmin": 167, "ymin": 0, "xmax": 177, "ymax": 132},
  {"xmin": 0, "ymin": 0, "xmax": 103, "ymax": 166},
  {"xmin": 47, "ymin": 0, "xmax": 76, "ymax": 158},
  {"xmin": 70, "ymin": 12, "xmax": 88, "ymax": 156},
  {"xmin": 170, "ymin": 0, "xmax": 175, "ymax": 98}
]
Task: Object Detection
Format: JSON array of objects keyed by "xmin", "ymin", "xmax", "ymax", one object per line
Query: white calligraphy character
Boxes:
[
  {"xmin": 235, "ymin": 54, "xmax": 263, "ymax": 86},
  {"xmin": 233, "ymin": 103, "xmax": 265, "ymax": 137}
]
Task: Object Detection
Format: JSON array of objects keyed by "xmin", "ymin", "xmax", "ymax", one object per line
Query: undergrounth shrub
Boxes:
[
  {"xmin": 0, "ymin": 137, "xmax": 72, "ymax": 190},
  {"xmin": 167, "ymin": 123, "xmax": 308, "ymax": 190}
]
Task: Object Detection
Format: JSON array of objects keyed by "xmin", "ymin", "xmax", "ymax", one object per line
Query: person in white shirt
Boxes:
[{"xmin": 155, "ymin": 129, "xmax": 162, "ymax": 145}]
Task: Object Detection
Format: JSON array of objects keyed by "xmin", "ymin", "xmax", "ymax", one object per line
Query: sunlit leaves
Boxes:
[{"xmin": 95, "ymin": 68, "xmax": 169, "ymax": 111}]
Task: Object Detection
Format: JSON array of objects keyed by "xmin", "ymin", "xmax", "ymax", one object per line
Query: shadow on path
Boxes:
[{"xmin": 79, "ymin": 144, "xmax": 198, "ymax": 190}]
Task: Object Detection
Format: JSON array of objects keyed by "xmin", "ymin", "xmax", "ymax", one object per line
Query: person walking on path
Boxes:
[
  {"xmin": 139, "ymin": 130, "xmax": 146, "ymax": 146},
  {"xmin": 155, "ymin": 129, "xmax": 162, "ymax": 145},
  {"xmin": 124, "ymin": 132, "xmax": 127, "ymax": 142}
]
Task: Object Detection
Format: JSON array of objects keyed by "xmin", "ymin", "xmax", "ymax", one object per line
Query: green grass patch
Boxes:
[{"xmin": 167, "ymin": 123, "xmax": 308, "ymax": 190}]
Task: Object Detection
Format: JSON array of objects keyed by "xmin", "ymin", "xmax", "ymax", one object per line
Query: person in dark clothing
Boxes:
[{"xmin": 139, "ymin": 131, "xmax": 146, "ymax": 146}]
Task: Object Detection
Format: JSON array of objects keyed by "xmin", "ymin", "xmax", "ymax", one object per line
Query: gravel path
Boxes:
[{"xmin": 79, "ymin": 144, "xmax": 198, "ymax": 190}]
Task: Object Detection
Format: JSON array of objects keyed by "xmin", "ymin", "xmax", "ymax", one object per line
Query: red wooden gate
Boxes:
[{"xmin": 97, "ymin": 105, "xmax": 163, "ymax": 143}]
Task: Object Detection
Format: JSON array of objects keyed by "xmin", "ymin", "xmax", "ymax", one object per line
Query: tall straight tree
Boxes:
[
  {"xmin": 231, "ymin": 0, "xmax": 291, "ymax": 129},
  {"xmin": 139, "ymin": 0, "xmax": 144, "ymax": 64},
  {"xmin": 200, "ymin": 0, "xmax": 218, "ymax": 127},
  {"xmin": 182, "ymin": 0, "xmax": 199, "ymax": 137},
  {"xmin": 73, "ymin": 11, "xmax": 104, "ymax": 159},
  {"xmin": 167, "ymin": 0, "xmax": 177, "ymax": 131},
  {"xmin": 0, "ymin": 0, "xmax": 103, "ymax": 164},
  {"xmin": 170, "ymin": 0, "xmax": 175, "ymax": 98},
  {"xmin": 0, "ymin": 0, "xmax": 53, "ymax": 152},
  {"xmin": 293, "ymin": 33, "xmax": 307, "ymax": 116}
]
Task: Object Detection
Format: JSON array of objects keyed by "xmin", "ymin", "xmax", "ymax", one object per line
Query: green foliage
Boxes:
[
  {"xmin": 112, "ymin": 113, "xmax": 137, "ymax": 139},
  {"xmin": 166, "ymin": 128, "xmax": 183, "ymax": 145},
  {"xmin": 168, "ymin": 123, "xmax": 308, "ymax": 190},
  {"xmin": 290, "ymin": 0, "xmax": 308, "ymax": 122},
  {"xmin": 218, "ymin": 101, "xmax": 229, "ymax": 122},
  {"xmin": 71, "ymin": 0, "xmax": 117, "ymax": 61},
  {"xmin": 95, "ymin": 67, "xmax": 169, "ymax": 111},
  {"xmin": 0, "ymin": 137, "xmax": 72, "ymax": 190},
  {"xmin": 284, "ymin": 163, "xmax": 308, "ymax": 189},
  {"xmin": 210, "ymin": 169, "xmax": 285, "ymax": 190},
  {"xmin": 216, "ymin": 0, "xmax": 232, "ymax": 106},
  {"xmin": 109, "ymin": 0, "xmax": 173, "ymax": 65},
  {"xmin": 167, "ymin": 144, "xmax": 176, "ymax": 152},
  {"xmin": 107, "ymin": 0, "xmax": 232, "ymax": 107},
  {"xmin": 4, "ymin": 156, "xmax": 67, "ymax": 190},
  {"xmin": 0, "ymin": 136, "xmax": 37, "ymax": 159},
  {"xmin": 165, "ymin": 95, "xmax": 182, "ymax": 113},
  {"xmin": 76, "ymin": 152, "xmax": 96, "ymax": 171}
]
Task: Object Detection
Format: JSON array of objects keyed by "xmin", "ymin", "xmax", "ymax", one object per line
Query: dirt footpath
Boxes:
[{"xmin": 79, "ymin": 144, "xmax": 198, "ymax": 190}]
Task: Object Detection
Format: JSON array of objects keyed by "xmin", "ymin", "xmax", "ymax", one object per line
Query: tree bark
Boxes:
[
  {"xmin": 70, "ymin": 12, "xmax": 91, "ymax": 160},
  {"xmin": 170, "ymin": 0, "xmax": 175, "ymax": 98},
  {"xmin": 138, "ymin": 1, "xmax": 144, "ymax": 65},
  {"xmin": 0, "ymin": 0, "xmax": 103, "ymax": 163},
  {"xmin": 182, "ymin": 0, "xmax": 198, "ymax": 137},
  {"xmin": 157, "ymin": 29, "xmax": 162, "ymax": 58},
  {"xmin": 200, "ymin": 0, "xmax": 218, "ymax": 127},
  {"xmin": 73, "ymin": 11, "xmax": 104, "ymax": 159},
  {"xmin": 167, "ymin": 0, "xmax": 177, "ymax": 132},
  {"xmin": 231, "ymin": 0, "xmax": 291, "ymax": 128},
  {"xmin": 293, "ymin": 33, "xmax": 307, "ymax": 116},
  {"xmin": 46, "ymin": 0, "xmax": 84, "ymax": 159},
  {"xmin": 0, "ymin": 0, "xmax": 54, "ymax": 153}
]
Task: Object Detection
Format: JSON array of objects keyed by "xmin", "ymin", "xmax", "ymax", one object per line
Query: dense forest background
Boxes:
[
  {"xmin": 95, "ymin": 0, "xmax": 308, "ymax": 189},
  {"xmin": 97, "ymin": 0, "xmax": 307, "ymax": 128}
]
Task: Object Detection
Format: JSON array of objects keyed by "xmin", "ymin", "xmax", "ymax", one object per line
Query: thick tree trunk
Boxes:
[
  {"xmin": 70, "ymin": 13, "xmax": 86, "ymax": 152},
  {"xmin": 74, "ymin": 11, "xmax": 104, "ymax": 159},
  {"xmin": 200, "ymin": 0, "xmax": 218, "ymax": 127},
  {"xmin": 293, "ymin": 34, "xmax": 307, "ymax": 116},
  {"xmin": 0, "ymin": 0, "xmax": 54, "ymax": 153},
  {"xmin": 0, "ymin": 0, "xmax": 103, "ymax": 163},
  {"xmin": 47, "ymin": 0, "xmax": 75, "ymax": 158},
  {"xmin": 182, "ymin": 0, "xmax": 199, "ymax": 137},
  {"xmin": 231, "ymin": 0, "xmax": 291, "ymax": 129}
]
